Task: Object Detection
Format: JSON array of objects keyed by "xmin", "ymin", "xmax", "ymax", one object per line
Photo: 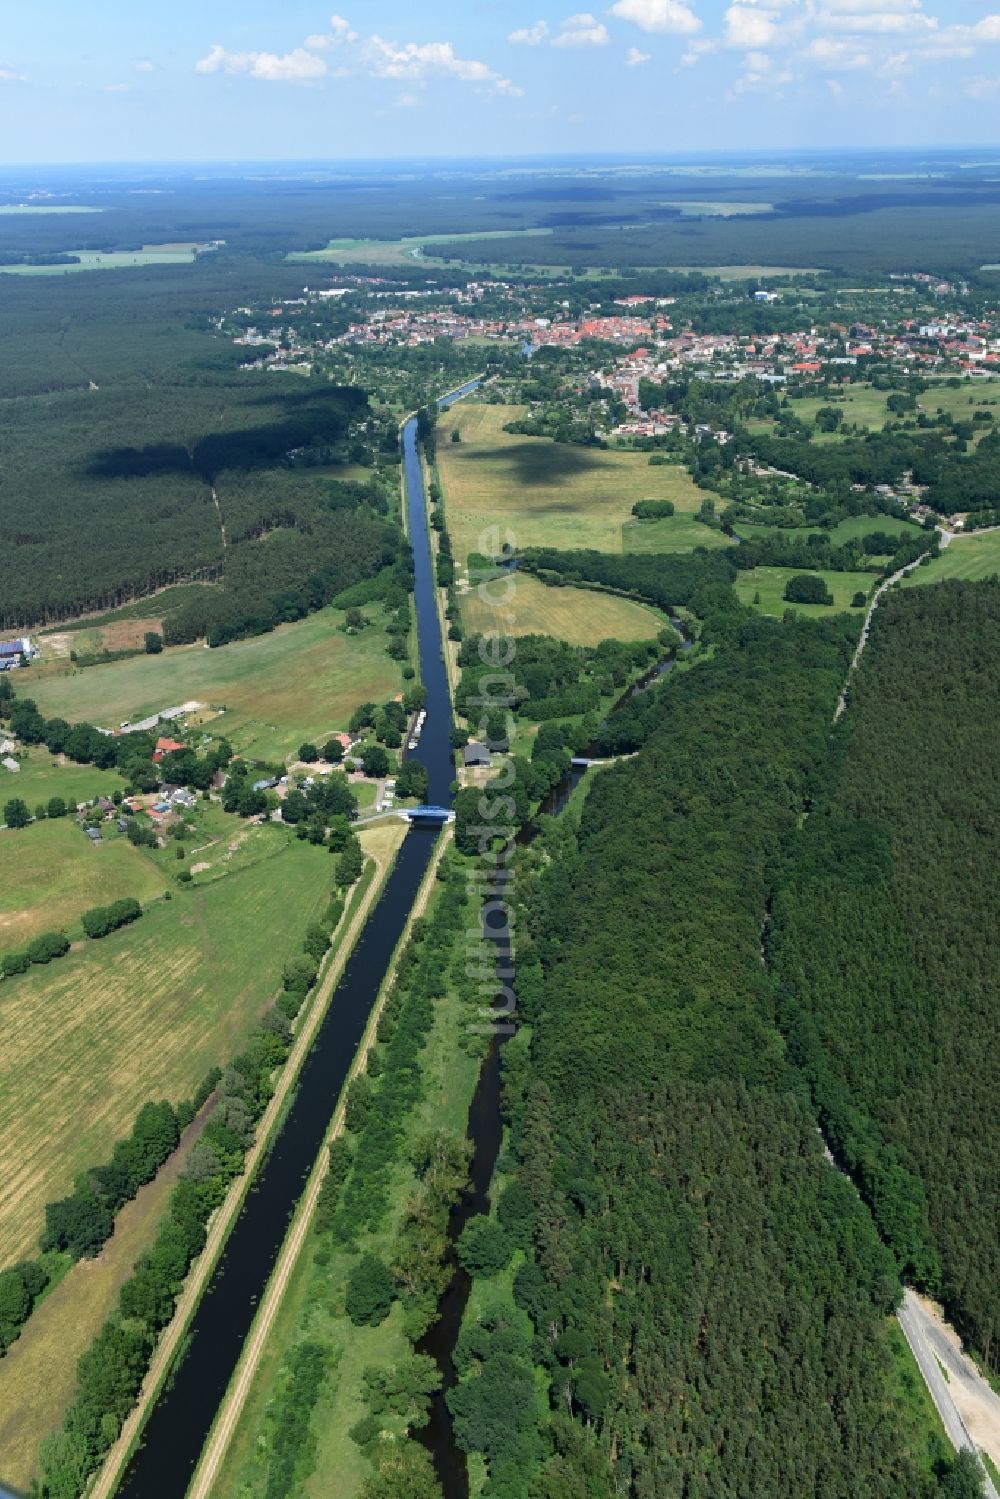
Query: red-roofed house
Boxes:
[{"xmin": 152, "ymin": 736, "xmax": 185, "ymax": 764}]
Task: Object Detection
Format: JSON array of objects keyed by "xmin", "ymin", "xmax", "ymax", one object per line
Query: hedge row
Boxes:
[
  {"xmin": 81, "ymin": 897, "xmax": 143, "ymax": 940},
  {"xmin": 1, "ymin": 929, "xmax": 70, "ymax": 977}
]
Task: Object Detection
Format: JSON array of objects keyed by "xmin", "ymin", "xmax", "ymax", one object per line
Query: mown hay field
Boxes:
[
  {"xmin": 0, "ymin": 819, "xmax": 167, "ymax": 951},
  {"xmin": 0, "ymin": 837, "xmax": 331, "ymax": 1267},
  {"xmin": 23, "ymin": 605, "xmax": 402, "ymax": 763},
  {"xmin": 436, "ymin": 403, "xmax": 707, "ymax": 563},
  {"xmin": 461, "ymin": 572, "xmax": 661, "ymax": 645}
]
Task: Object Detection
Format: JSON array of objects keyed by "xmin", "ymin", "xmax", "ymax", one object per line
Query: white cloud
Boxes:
[
  {"xmin": 803, "ymin": 35, "xmax": 872, "ymax": 65},
  {"xmin": 104, "ymin": 83, "xmax": 132, "ymax": 93},
  {"xmin": 195, "ymin": 44, "xmax": 328, "ymax": 82},
  {"xmin": 330, "ymin": 15, "xmax": 357, "ymax": 40},
  {"xmin": 509, "ymin": 20, "xmax": 550, "ymax": 44},
  {"xmin": 608, "ymin": 0, "xmax": 701, "ymax": 36},
  {"xmin": 970, "ymin": 14, "xmax": 1000, "ymax": 41},
  {"xmin": 0, "ymin": 67, "xmax": 27, "ymax": 82},
  {"xmin": 553, "ymin": 13, "xmax": 611, "ymax": 45},
  {"xmin": 627, "ymin": 44, "xmax": 653, "ymax": 61},
  {"xmin": 364, "ymin": 35, "xmax": 521, "ymax": 93},
  {"xmin": 965, "ymin": 71, "xmax": 1000, "ymax": 95},
  {"xmin": 725, "ymin": 5, "xmax": 779, "ymax": 48},
  {"xmin": 134, "ymin": 60, "xmax": 155, "ymax": 73}
]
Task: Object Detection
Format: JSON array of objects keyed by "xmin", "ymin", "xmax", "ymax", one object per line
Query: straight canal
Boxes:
[{"xmin": 116, "ymin": 389, "xmax": 469, "ymax": 1497}]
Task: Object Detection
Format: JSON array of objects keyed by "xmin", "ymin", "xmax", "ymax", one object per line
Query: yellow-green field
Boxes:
[
  {"xmin": 437, "ymin": 403, "xmax": 708, "ymax": 564},
  {"xmin": 23, "ymin": 605, "xmax": 402, "ymax": 762},
  {"xmin": 0, "ymin": 819, "xmax": 167, "ymax": 951},
  {"xmin": 0, "ymin": 836, "xmax": 331, "ymax": 1268},
  {"xmin": 901, "ymin": 529, "xmax": 1000, "ymax": 588},
  {"xmin": 462, "ymin": 572, "xmax": 660, "ymax": 644},
  {"xmin": 0, "ymin": 243, "xmax": 216, "ymax": 275},
  {"xmin": 735, "ymin": 567, "xmax": 874, "ymax": 617}
]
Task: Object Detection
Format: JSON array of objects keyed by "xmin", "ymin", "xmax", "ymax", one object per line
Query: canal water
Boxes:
[{"xmin": 116, "ymin": 404, "xmax": 457, "ymax": 1497}]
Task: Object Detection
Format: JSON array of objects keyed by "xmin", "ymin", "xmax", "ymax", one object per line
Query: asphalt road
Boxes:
[{"xmin": 897, "ymin": 1289, "xmax": 1000, "ymax": 1499}]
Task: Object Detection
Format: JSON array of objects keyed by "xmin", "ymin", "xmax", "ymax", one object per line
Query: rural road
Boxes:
[
  {"xmin": 897, "ymin": 1290, "xmax": 1000, "ymax": 1498},
  {"xmin": 833, "ymin": 548, "xmax": 931, "ymax": 721},
  {"xmin": 89, "ymin": 833, "xmax": 402, "ymax": 1499},
  {"xmin": 186, "ymin": 827, "xmax": 452, "ymax": 1499}
]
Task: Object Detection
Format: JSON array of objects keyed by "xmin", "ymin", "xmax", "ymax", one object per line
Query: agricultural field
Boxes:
[
  {"xmin": 734, "ymin": 566, "xmax": 874, "ymax": 617},
  {"xmin": 0, "ymin": 819, "xmax": 167, "ymax": 951},
  {"xmin": 437, "ymin": 403, "xmax": 706, "ymax": 564},
  {"xmin": 461, "ymin": 571, "xmax": 661, "ymax": 645},
  {"xmin": 23, "ymin": 605, "xmax": 403, "ymax": 763},
  {"xmin": 0, "ymin": 835, "xmax": 332, "ymax": 1268},
  {"xmin": 0, "ymin": 822, "xmax": 403, "ymax": 1492},
  {"xmin": 0, "ymin": 752, "xmax": 125, "ymax": 811},
  {"xmin": 288, "ymin": 227, "xmax": 555, "ymax": 269},
  {"xmin": 901, "ymin": 528, "xmax": 1000, "ymax": 588},
  {"xmin": 0, "ymin": 242, "xmax": 216, "ymax": 275}
]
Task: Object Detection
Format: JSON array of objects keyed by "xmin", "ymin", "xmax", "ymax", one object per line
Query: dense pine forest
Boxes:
[
  {"xmin": 458, "ymin": 607, "xmax": 979, "ymax": 1497},
  {"xmin": 467, "ymin": 608, "xmax": 947, "ymax": 1499},
  {"xmin": 0, "ymin": 367, "xmax": 395, "ymax": 633},
  {"xmin": 770, "ymin": 580, "xmax": 1000, "ymax": 1369}
]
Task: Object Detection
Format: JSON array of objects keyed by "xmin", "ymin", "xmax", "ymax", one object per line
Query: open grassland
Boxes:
[
  {"xmin": 0, "ymin": 820, "xmax": 167, "ymax": 950},
  {"xmin": 462, "ymin": 571, "xmax": 660, "ymax": 644},
  {"xmin": 23, "ymin": 606, "xmax": 402, "ymax": 762},
  {"xmin": 791, "ymin": 380, "xmax": 1000, "ymax": 438},
  {"xmin": 735, "ymin": 514, "xmax": 921, "ymax": 547},
  {"xmin": 918, "ymin": 379, "xmax": 1000, "ymax": 422},
  {"xmin": 1, "ymin": 753, "xmax": 124, "ymax": 811},
  {"xmin": 793, "ymin": 385, "xmax": 892, "ymax": 432},
  {"xmin": 901, "ymin": 529, "xmax": 1000, "ymax": 588},
  {"xmin": 0, "ymin": 836, "xmax": 331, "ymax": 1268},
  {"xmin": 622, "ymin": 514, "xmax": 734, "ymax": 553},
  {"xmin": 437, "ymin": 403, "xmax": 706, "ymax": 563},
  {"xmin": 735, "ymin": 566, "xmax": 874, "ymax": 617}
]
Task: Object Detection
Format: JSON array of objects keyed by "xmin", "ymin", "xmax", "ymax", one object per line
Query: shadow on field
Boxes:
[{"xmin": 457, "ymin": 439, "xmax": 608, "ymax": 488}]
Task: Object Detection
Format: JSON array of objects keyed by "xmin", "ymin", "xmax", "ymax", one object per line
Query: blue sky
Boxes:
[{"xmin": 2, "ymin": 0, "xmax": 1000, "ymax": 162}]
